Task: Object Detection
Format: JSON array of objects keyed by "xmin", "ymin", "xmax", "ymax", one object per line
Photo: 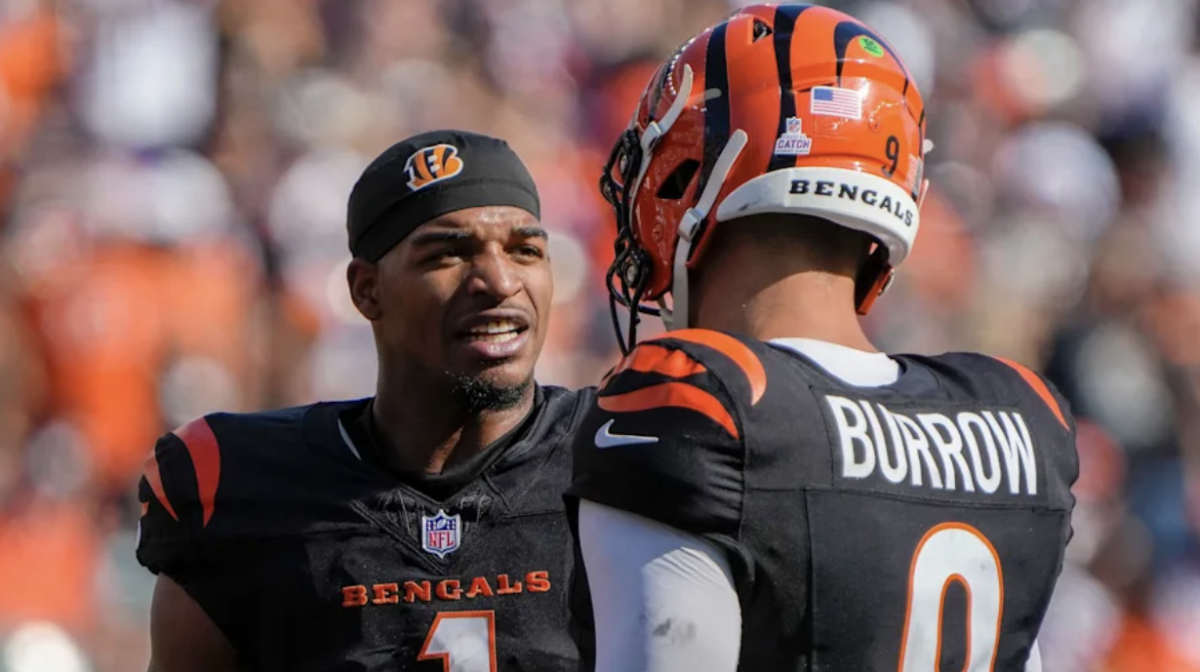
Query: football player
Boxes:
[
  {"xmin": 139, "ymin": 130, "xmax": 594, "ymax": 671},
  {"xmin": 567, "ymin": 5, "xmax": 1078, "ymax": 672}
]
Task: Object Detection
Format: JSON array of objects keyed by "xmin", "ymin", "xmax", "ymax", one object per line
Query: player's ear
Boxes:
[{"xmin": 347, "ymin": 258, "xmax": 383, "ymax": 321}]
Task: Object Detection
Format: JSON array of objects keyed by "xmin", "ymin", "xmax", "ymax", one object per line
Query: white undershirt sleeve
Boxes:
[
  {"xmin": 577, "ymin": 499, "xmax": 742, "ymax": 672},
  {"xmin": 577, "ymin": 501, "xmax": 1047, "ymax": 672}
]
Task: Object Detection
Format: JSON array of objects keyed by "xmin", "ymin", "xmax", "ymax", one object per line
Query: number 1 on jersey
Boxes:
[
  {"xmin": 898, "ymin": 523, "xmax": 1004, "ymax": 672},
  {"xmin": 419, "ymin": 611, "xmax": 498, "ymax": 672}
]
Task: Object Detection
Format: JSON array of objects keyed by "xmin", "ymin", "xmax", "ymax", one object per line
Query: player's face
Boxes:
[{"xmin": 367, "ymin": 206, "xmax": 552, "ymax": 402}]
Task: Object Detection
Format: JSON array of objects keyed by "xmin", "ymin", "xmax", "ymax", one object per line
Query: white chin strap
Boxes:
[
  {"xmin": 622, "ymin": 63, "xmax": 747, "ymax": 332},
  {"xmin": 629, "ymin": 65, "xmax": 695, "ymax": 208},
  {"xmin": 660, "ymin": 129, "xmax": 749, "ymax": 331}
]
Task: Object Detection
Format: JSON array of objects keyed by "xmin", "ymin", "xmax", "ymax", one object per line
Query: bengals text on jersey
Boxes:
[{"xmin": 138, "ymin": 385, "xmax": 594, "ymax": 672}]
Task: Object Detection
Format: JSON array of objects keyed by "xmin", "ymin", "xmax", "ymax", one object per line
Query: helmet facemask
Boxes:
[{"xmin": 601, "ymin": 62, "xmax": 703, "ymax": 355}]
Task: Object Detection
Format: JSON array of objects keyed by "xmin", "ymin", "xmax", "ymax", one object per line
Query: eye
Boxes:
[
  {"xmin": 513, "ymin": 244, "xmax": 545, "ymax": 259},
  {"xmin": 426, "ymin": 247, "xmax": 462, "ymax": 264}
]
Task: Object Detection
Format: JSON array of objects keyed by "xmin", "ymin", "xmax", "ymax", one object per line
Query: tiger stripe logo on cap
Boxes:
[{"xmin": 404, "ymin": 143, "xmax": 465, "ymax": 191}]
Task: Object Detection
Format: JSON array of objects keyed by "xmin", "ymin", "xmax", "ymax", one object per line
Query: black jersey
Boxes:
[
  {"xmin": 137, "ymin": 385, "xmax": 594, "ymax": 672},
  {"xmin": 567, "ymin": 330, "xmax": 1078, "ymax": 672}
]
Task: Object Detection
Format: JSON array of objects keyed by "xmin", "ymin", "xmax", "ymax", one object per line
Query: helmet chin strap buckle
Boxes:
[
  {"xmin": 664, "ymin": 210, "xmax": 703, "ymax": 330},
  {"xmin": 661, "ymin": 235, "xmax": 692, "ymax": 331},
  {"xmin": 678, "ymin": 210, "xmax": 702, "ymax": 242},
  {"xmin": 641, "ymin": 122, "xmax": 664, "ymax": 152},
  {"xmin": 664, "ymin": 129, "xmax": 750, "ymax": 333}
]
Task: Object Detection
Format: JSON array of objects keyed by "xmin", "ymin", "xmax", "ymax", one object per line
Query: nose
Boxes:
[{"xmin": 465, "ymin": 246, "xmax": 522, "ymax": 301}]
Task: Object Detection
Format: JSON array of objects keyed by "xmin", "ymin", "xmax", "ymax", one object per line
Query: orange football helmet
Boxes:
[{"xmin": 601, "ymin": 3, "xmax": 929, "ymax": 353}]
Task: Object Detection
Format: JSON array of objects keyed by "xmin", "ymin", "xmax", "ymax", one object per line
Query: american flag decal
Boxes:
[{"xmin": 811, "ymin": 86, "xmax": 863, "ymax": 120}]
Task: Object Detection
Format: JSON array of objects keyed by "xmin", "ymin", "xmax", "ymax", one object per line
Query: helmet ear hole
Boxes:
[
  {"xmin": 752, "ymin": 18, "xmax": 773, "ymax": 42},
  {"xmin": 656, "ymin": 159, "xmax": 701, "ymax": 200}
]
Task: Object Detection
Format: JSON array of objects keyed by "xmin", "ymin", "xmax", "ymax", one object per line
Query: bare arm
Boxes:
[{"xmin": 148, "ymin": 574, "xmax": 245, "ymax": 672}]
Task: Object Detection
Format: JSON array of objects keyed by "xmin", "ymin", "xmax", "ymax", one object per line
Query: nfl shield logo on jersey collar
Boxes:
[{"xmin": 422, "ymin": 509, "xmax": 462, "ymax": 558}]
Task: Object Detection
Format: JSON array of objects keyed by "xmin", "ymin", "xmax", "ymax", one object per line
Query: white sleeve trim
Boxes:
[
  {"xmin": 1026, "ymin": 638, "xmax": 1042, "ymax": 672},
  {"xmin": 578, "ymin": 499, "xmax": 742, "ymax": 672},
  {"xmin": 336, "ymin": 419, "xmax": 362, "ymax": 460}
]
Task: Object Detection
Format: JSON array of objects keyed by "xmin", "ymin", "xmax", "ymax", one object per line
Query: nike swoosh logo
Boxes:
[{"xmin": 594, "ymin": 420, "xmax": 659, "ymax": 449}]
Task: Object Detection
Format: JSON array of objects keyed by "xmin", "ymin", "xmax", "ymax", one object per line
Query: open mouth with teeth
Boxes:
[{"xmin": 462, "ymin": 319, "xmax": 528, "ymax": 344}]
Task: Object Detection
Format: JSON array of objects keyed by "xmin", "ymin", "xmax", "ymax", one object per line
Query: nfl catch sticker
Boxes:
[
  {"xmin": 404, "ymin": 143, "xmax": 465, "ymax": 192},
  {"xmin": 422, "ymin": 509, "xmax": 462, "ymax": 558},
  {"xmin": 811, "ymin": 86, "xmax": 863, "ymax": 120},
  {"xmin": 774, "ymin": 117, "xmax": 813, "ymax": 156},
  {"xmin": 858, "ymin": 36, "xmax": 885, "ymax": 58}
]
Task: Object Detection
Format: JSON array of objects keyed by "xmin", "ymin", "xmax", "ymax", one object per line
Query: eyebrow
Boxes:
[
  {"xmin": 409, "ymin": 226, "xmax": 548, "ymax": 246},
  {"xmin": 408, "ymin": 229, "xmax": 472, "ymax": 246},
  {"xmin": 516, "ymin": 226, "xmax": 549, "ymax": 240}
]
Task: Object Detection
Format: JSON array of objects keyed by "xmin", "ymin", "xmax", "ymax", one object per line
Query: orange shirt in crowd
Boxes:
[{"xmin": 25, "ymin": 239, "xmax": 262, "ymax": 492}]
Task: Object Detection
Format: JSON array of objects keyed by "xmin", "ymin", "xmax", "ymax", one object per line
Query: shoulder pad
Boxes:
[
  {"xmin": 991, "ymin": 356, "xmax": 1071, "ymax": 432},
  {"xmin": 142, "ymin": 417, "xmax": 221, "ymax": 529},
  {"xmin": 916, "ymin": 352, "xmax": 1075, "ymax": 442},
  {"xmin": 136, "ymin": 404, "xmax": 343, "ymax": 574},
  {"xmin": 598, "ymin": 329, "xmax": 767, "ymax": 438},
  {"xmin": 568, "ymin": 331, "xmax": 763, "ymax": 537},
  {"xmin": 137, "ymin": 416, "xmax": 222, "ymax": 574}
]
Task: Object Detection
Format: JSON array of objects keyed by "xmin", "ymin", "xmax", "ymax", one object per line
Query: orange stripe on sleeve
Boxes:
[
  {"xmin": 598, "ymin": 382, "xmax": 739, "ymax": 439},
  {"xmin": 143, "ymin": 450, "xmax": 178, "ymax": 521},
  {"xmin": 621, "ymin": 345, "xmax": 707, "ymax": 378},
  {"xmin": 653, "ymin": 329, "xmax": 767, "ymax": 404},
  {"xmin": 995, "ymin": 358, "xmax": 1068, "ymax": 431},
  {"xmin": 600, "ymin": 344, "xmax": 708, "ymax": 390},
  {"xmin": 173, "ymin": 418, "xmax": 222, "ymax": 528}
]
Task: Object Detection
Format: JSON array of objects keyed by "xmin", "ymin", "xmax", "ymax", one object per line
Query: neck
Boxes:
[
  {"xmin": 692, "ymin": 260, "xmax": 877, "ymax": 353},
  {"xmin": 370, "ymin": 373, "xmax": 535, "ymax": 475}
]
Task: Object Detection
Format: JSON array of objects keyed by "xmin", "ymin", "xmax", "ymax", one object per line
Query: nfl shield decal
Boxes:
[{"xmin": 422, "ymin": 509, "xmax": 462, "ymax": 558}]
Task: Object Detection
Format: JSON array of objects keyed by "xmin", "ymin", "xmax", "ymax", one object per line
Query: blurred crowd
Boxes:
[{"xmin": 0, "ymin": 0, "xmax": 1197, "ymax": 669}]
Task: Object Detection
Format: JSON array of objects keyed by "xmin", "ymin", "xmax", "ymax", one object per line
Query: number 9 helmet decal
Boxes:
[{"xmin": 600, "ymin": 3, "xmax": 929, "ymax": 354}]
